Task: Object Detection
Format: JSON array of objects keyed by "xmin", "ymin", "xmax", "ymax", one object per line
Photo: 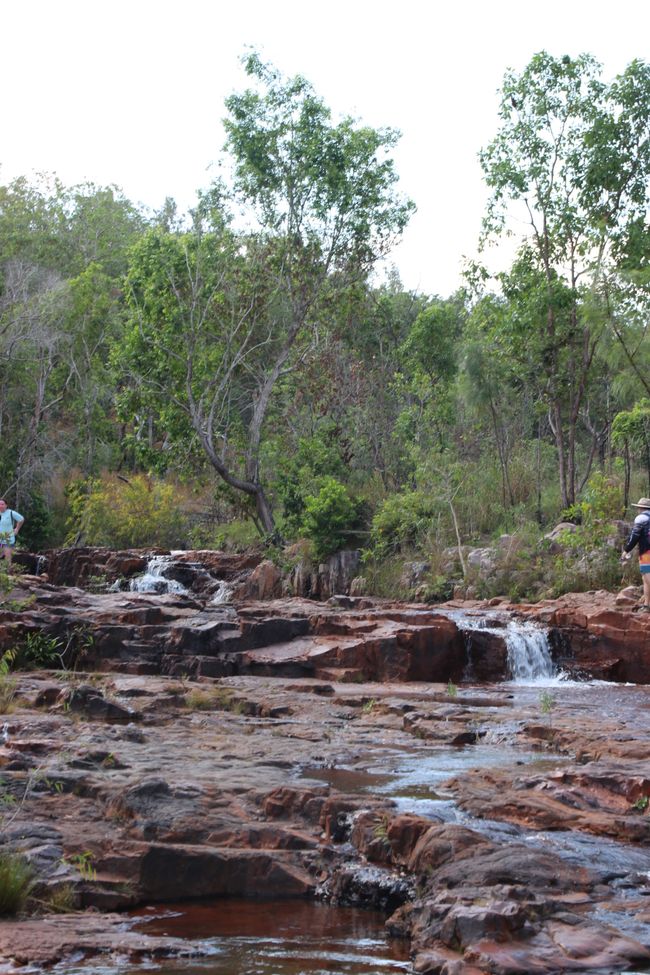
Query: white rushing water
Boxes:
[
  {"xmin": 210, "ymin": 579, "xmax": 233, "ymax": 604},
  {"xmin": 502, "ymin": 619, "xmax": 556, "ymax": 682},
  {"xmin": 447, "ymin": 610, "xmax": 557, "ymax": 684},
  {"xmin": 129, "ymin": 555, "xmax": 188, "ymax": 595}
]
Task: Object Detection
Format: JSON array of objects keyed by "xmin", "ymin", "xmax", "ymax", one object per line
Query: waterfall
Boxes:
[
  {"xmin": 210, "ymin": 579, "xmax": 233, "ymax": 604},
  {"xmin": 447, "ymin": 610, "xmax": 557, "ymax": 683},
  {"xmin": 503, "ymin": 620, "xmax": 556, "ymax": 682},
  {"xmin": 129, "ymin": 555, "xmax": 188, "ymax": 595}
]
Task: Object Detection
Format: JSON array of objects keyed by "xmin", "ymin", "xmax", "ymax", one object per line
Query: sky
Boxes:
[{"xmin": 2, "ymin": 0, "xmax": 650, "ymax": 296}]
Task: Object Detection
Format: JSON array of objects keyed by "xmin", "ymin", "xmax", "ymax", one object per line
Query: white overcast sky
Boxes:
[{"xmin": 2, "ymin": 0, "xmax": 649, "ymax": 296}]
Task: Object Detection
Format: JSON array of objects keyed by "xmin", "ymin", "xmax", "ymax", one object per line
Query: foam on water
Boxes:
[
  {"xmin": 129, "ymin": 555, "xmax": 188, "ymax": 595},
  {"xmin": 502, "ymin": 619, "xmax": 556, "ymax": 682},
  {"xmin": 447, "ymin": 610, "xmax": 558, "ymax": 684}
]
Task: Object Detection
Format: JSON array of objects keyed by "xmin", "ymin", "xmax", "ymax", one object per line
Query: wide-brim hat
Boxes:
[{"xmin": 632, "ymin": 497, "xmax": 650, "ymax": 508}]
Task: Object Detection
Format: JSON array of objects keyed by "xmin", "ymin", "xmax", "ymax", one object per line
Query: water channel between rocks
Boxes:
[{"xmin": 51, "ymin": 900, "xmax": 410, "ymax": 975}]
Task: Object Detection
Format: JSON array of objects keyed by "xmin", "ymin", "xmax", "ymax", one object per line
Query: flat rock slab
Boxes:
[{"xmin": 0, "ymin": 912, "xmax": 209, "ymax": 969}]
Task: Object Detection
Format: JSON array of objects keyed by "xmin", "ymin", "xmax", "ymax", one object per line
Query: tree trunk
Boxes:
[
  {"xmin": 253, "ymin": 485, "xmax": 276, "ymax": 536},
  {"xmin": 536, "ymin": 419, "xmax": 543, "ymax": 526}
]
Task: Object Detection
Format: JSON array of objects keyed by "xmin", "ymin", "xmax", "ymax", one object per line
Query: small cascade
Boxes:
[
  {"xmin": 210, "ymin": 579, "xmax": 233, "ymax": 604},
  {"xmin": 503, "ymin": 619, "xmax": 556, "ymax": 682},
  {"xmin": 129, "ymin": 555, "xmax": 188, "ymax": 595},
  {"xmin": 447, "ymin": 610, "xmax": 557, "ymax": 684}
]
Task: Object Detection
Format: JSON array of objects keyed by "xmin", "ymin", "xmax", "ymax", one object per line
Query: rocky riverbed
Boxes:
[{"xmin": 1, "ymin": 550, "xmax": 650, "ymax": 974}]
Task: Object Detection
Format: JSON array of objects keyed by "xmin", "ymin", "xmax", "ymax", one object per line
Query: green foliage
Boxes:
[
  {"xmin": 14, "ymin": 633, "xmax": 63, "ymax": 670},
  {"xmin": 561, "ymin": 472, "xmax": 624, "ymax": 532},
  {"xmin": 64, "ymin": 851, "xmax": 96, "ymax": 881},
  {"xmin": 399, "ymin": 297, "xmax": 464, "ymax": 384},
  {"xmin": 225, "ymin": 52, "xmax": 414, "ymax": 272},
  {"xmin": 2, "ymin": 54, "xmax": 650, "ymax": 603},
  {"xmin": 549, "ymin": 473, "xmax": 625, "ymax": 595},
  {"xmin": 205, "ymin": 519, "xmax": 260, "ymax": 553},
  {"xmin": 0, "ymin": 851, "xmax": 34, "ymax": 914},
  {"xmin": 18, "ymin": 493, "xmax": 51, "ymax": 551},
  {"xmin": 613, "ymin": 401, "xmax": 650, "ymax": 490},
  {"xmin": 539, "ymin": 691, "xmax": 555, "ymax": 727},
  {"xmin": 480, "ymin": 53, "xmax": 650, "ymax": 509},
  {"xmin": 65, "ymin": 474, "xmax": 189, "ymax": 548},
  {"xmin": 112, "ymin": 55, "xmax": 413, "ymax": 537},
  {"xmin": 275, "ymin": 426, "xmax": 349, "ymax": 537},
  {"xmin": 368, "ymin": 489, "xmax": 438, "ymax": 559},
  {"xmin": 0, "ymin": 650, "xmax": 17, "ymax": 712},
  {"xmin": 300, "ymin": 477, "xmax": 362, "ymax": 561},
  {"xmin": 446, "ymin": 680, "xmax": 458, "ymax": 698}
]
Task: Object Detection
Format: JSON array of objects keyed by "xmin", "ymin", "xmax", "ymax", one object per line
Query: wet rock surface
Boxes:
[
  {"xmin": 0, "ymin": 556, "xmax": 650, "ymax": 972},
  {"xmin": 0, "ymin": 670, "xmax": 649, "ymax": 973}
]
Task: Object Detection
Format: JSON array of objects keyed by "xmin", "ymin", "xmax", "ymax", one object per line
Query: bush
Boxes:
[
  {"xmin": 66, "ymin": 474, "xmax": 190, "ymax": 548},
  {"xmin": 0, "ymin": 649, "xmax": 17, "ymax": 711},
  {"xmin": 204, "ymin": 519, "xmax": 260, "ymax": 552},
  {"xmin": 18, "ymin": 493, "xmax": 51, "ymax": 551},
  {"xmin": 368, "ymin": 489, "xmax": 439, "ymax": 559},
  {"xmin": 300, "ymin": 477, "xmax": 362, "ymax": 562},
  {"xmin": 0, "ymin": 851, "xmax": 33, "ymax": 915},
  {"xmin": 274, "ymin": 427, "xmax": 349, "ymax": 538},
  {"xmin": 549, "ymin": 472, "xmax": 626, "ymax": 594},
  {"xmin": 14, "ymin": 633, "xmax": 63, "ymax": 670}
]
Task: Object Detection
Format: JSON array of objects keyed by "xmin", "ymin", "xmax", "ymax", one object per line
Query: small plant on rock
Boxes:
[
  {"xmin": 372, "ymin": 813, "xmax": 391, "ymax": 848},
  {"xmin": 539, "ymin": 690, "xmax": 556, "ymax": 734},
  {"xmin": 446, "ymin": 679, "xmax": 458, "ymax": 698},
  {"xmin": 0, "ymin": 649, "xmax": 17, "ymax": 711},
  {"xmin": 41, "ymin": 883, "xmax": 77, "ymax": 913},
  {"xmin": 0, "ymin": 850, "xmax": 34, "ymax": 914},
  {"xmin": 15, "ymin": 633, "xmax": 64, "ymax": 670},
  {"xmin": 64, "ymin": 850, "xmax": 96, "ymax": 881}
]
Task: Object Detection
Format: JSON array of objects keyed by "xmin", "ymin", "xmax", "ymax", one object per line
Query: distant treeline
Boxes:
[{"xmin": 2, "ymin": 51, "xmax": 650, "ymax": 565}]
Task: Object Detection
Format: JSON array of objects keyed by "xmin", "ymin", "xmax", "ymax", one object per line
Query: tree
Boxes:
[
  {"xmin": 481, "ymin": 53, "xmax": 650, "ymax": 508},
  {"xmin": 0, "ymin": 176, "xmax": 141, "ymax": 504},
  {"xmin": 120, "ymin": 53, "xmax": 413, "ymax": 535}
]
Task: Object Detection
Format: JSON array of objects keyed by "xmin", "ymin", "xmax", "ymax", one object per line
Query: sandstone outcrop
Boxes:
[
  {"xmin": 1, "ymin": 551, "xmax": 650, "ymax": 973},
  {"xmin": 1, "ymin": 671, "xmax": 649, "ymax": 973}
]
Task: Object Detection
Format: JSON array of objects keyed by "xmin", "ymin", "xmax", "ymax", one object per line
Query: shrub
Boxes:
[
  {"xmin": 43, "ymin": 883, "xmax": 77, "ymax": 913},
  {"xmin": 368, "ymin": 489, "xmax": 439, "ymax": 559},
  {"xmin": 65, "ymin": 474, "xmax": 190, "ymax": 548},
  {"xmin": 206, "ymin": 519, "xmax": 260, "ymax": 552},
  {"xmin": 0, "ymin": 649, "xmax": 17, "ymax": 712},
  {"xmin": 549, "ymin": 472, "xmax": 626, "ymax": 595},
  {"xmin": 15, "ymin": 492, "xmax": 51, "ymax": 551},
  {"xmin": 14, "ymin": 633, "xmax": 63, "ymax": 670},
  {"xmin": 300, "ymin": 477, "xmax": 362, "ymax": 562},
  {"xmin": 0, "ymin": 851, "xmax": 33, "ymax": 914},
  {"xmin": 273, "ymin": 426, "xmax": 349, "ymax": 537}
]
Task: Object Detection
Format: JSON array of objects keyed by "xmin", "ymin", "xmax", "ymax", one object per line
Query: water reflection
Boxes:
[{"xmin": 53, "ymin": 899, "xmax": 411, "ymax": 975}]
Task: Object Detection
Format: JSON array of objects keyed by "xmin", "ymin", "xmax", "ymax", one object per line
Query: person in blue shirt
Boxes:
[{"xmin": 0, "ymin": 499, "xmax": 24, "ymax": 572}]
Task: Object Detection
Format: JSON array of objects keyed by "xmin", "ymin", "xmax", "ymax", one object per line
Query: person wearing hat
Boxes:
[{"xmin": 622, "ymin": 497, "xmax": 650, "ymax": 611}]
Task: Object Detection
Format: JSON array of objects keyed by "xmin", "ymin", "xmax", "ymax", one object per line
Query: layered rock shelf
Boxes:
[{"xmin": 1, "ymin": 549, "xmax": 650, "ymax": 974}]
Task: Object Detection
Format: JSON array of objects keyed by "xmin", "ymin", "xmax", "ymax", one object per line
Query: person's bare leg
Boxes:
[
  {"xmin": 1, "ymin": 545, "xmax": 11, "ymax": 572},
  {"xmin": 643, "ymin": 573, "xmax": 650, "ymax": 609}
]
